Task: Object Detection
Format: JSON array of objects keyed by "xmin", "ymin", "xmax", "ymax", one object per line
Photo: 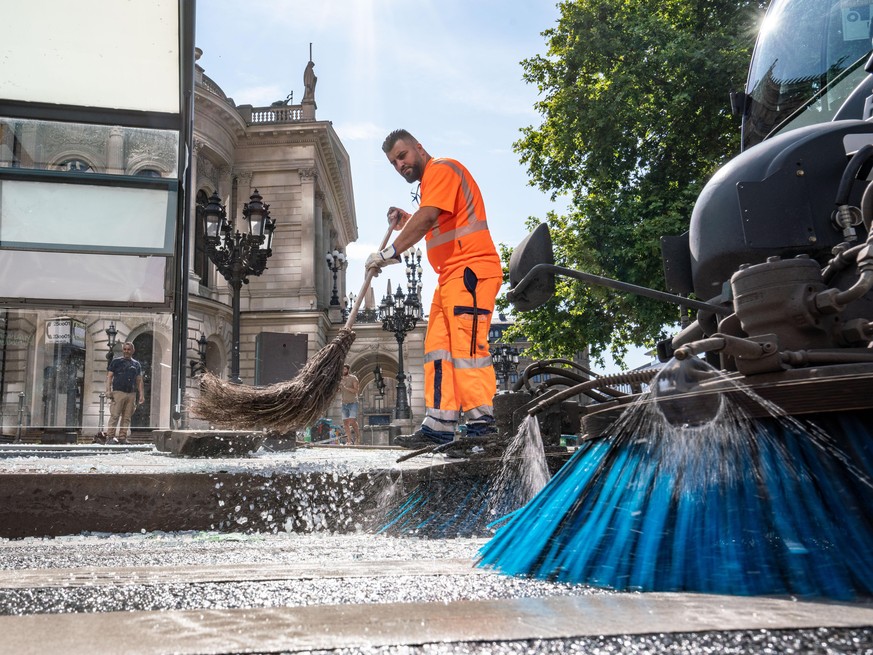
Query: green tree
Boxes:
[{"xmin": 506, "ymin": 0, "xmax": 766, "ymax": 365}]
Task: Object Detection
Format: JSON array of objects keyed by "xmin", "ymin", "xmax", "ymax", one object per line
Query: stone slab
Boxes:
[
  {"xmin": 0, "ymin": 558, "xmax": 485, "ymax": 588},
  {"xmin": 2, "ymin": 592, "xmax": 872, "ymax": 654},
  {"xmin": 0, "ymin": 446, "xmax": 500, "ymax": 538},
  {"xmin": 153, "ymin": 430, "xmax": 267, "ymax": 457}
]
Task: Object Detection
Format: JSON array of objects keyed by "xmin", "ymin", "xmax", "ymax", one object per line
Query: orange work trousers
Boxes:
[{"xmin": 420, "ymin": 274, "xmax": 501, "ymax": 436}]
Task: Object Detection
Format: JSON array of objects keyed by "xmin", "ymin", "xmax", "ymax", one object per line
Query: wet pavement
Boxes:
[
  {"xmin": 0, "ymin": 443, "xmax": 443, "ymax": 538},
  {"xmin": 0, "ymin": 444, "xmax": 872, "ymax": 653}
]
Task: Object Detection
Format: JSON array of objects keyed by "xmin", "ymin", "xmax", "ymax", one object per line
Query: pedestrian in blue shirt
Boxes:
[{"xmin": 105, "ymin": 341, "xmax": 145, "ymax": 444}]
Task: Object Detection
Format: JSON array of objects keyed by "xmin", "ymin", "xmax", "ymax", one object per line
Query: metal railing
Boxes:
[{"xmin": 250, "ymin": 106, "xmax": 304, "ymax": 124}]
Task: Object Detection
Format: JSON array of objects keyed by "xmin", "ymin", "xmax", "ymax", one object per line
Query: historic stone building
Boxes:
[{"xmin": 188, "ymin": 49, "xmax": 425, "ymax": 440}]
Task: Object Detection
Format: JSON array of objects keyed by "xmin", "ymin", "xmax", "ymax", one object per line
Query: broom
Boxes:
[
  {"xmin": 190, "ymin": 224, "xmax": 395, "ymax": 434},
  {"xmin": 477, "ymin": 357, "xmax": 873, "ymax": 600}
]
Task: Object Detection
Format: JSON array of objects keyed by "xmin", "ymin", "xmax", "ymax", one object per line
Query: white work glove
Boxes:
[{"xmin": 365, "ymin": 244, "xmax": 400, "ymax": 276}]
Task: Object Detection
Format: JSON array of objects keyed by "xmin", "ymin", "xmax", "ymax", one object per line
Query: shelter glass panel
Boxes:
[
  {"xmin": 0, "ymin": 179, "xmax": 175, "ymax": 254},
  {"xmin": 0, "ymin": 309, "xmax": 174, "ymax": 439},
  {"xmin": 0, "ymin": 1, "xmax": 180, "ymax": 113},
  {"xmin": 0, "ymin": 251, "xmax": 167, "ymax": 304},
  {"xmin": 0, "ymin": 118, "xmax": 179, "ymax": 177}
]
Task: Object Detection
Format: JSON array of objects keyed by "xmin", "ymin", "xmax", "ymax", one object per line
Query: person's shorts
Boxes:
[{"xmin": 341, "ymin": 402, "xmax": 358, "ymax": 420}]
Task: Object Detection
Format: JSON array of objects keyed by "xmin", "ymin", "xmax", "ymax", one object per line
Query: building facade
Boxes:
[{"xmin": 0, "ymin": 49, "xmax": 426, "ymax": 442}]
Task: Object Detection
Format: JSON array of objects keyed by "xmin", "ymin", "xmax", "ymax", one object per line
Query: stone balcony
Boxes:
[{"xmin": 198, "ymin": 71, "xmax": 314, "ymax": 124}]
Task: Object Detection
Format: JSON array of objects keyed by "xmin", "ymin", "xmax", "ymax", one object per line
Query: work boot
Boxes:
[{"xmin": 394, "ymin": 429, "xmax": 452, "ymax": 449}]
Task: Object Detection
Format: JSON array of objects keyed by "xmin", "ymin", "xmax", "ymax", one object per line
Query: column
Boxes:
[
  {"xmin": 233, "ymin": 170, "xmax": 253, "ymax": 228},
  {"xmin": 187, "ymin": 140, "xmax": 204, "ymax": 294},
  {"xmin": 299, "ymin": 168, "xmax": 318, "ymax": 300},
  {"xmin": 218, "ymin": 165, "xmax": 233, "ymax": 202},
  {"xmin": 106, "ymin": 127, "xmax": 124, "ymax": 174},
  {"xmin": 0, "ymin": 121, "xmax": 14, "ymax": 167},
  {"xmin": 315, "ymin": 190, "xmax": 326, "ymax": 306}
]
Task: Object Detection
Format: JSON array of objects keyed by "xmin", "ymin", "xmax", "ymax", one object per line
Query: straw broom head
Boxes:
[
  {"xmin": 191, "ymin": 223, "xmax": 393, "ymax": 435},
  {"xmin": 189, "ymin": 328, "xmax": 356, "ymax": 434}
]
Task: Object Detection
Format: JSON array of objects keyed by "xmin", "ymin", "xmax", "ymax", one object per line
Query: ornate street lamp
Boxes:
[
  {"xmin": 373, "ymin": 364, "xmax": 386, "ymax": 397},
  {"xmin": 190, "ymin": 333, "xmax": 208, "ymax": 378},
  {"xmin": 201, "ymin": 189, "xmax": 276, "ymax": 384},
  {"xmin": 98, "ymin": 319, "xmax": 120, "ymax": 440},
  {"xmin": 491, "ymin": 343, "xmax": 520, "ymax": 390},
  {"xmin": 378, "ymin": 248, "xmax": 423, "ymax": 420},
  {"xmin": 105, "ymin": 320, "xmax": 118, "ymax": 362},
  {"xmin": 344, "ymin": 292, "xmax": 380, "ymax": 323},
  {"xmin": 325, "ymin": 249, "xmax": 346, "ymax": 306}
]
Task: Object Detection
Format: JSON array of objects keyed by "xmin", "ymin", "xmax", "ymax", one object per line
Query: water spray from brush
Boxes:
[{"xmin": 650, "ymin": 356, "xmax": 723, "ymax": 428}]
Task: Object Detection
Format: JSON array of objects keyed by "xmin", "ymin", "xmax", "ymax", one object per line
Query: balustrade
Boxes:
[{"xmin": 250, "ymin": 106, "xmax": 304, "ymax": 124}]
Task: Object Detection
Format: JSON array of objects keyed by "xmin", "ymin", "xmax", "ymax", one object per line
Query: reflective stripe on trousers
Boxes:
[{"xmin": 421, "ymin": 275, "xmax": 501, "ymax": 431}]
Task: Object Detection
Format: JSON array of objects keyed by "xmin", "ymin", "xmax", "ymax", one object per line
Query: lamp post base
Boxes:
[
  {"xmin": 394, "ymin": 374, "xmax": 411, "ymax": 420},
  {"xmin": 328, "ymin": 305, "xmax": 343, "ymax": 324}
]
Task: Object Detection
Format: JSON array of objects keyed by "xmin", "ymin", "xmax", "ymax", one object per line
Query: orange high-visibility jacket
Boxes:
[{"xmin": 419, "ymin": 158, "xmax": 502, "ymax": 283}]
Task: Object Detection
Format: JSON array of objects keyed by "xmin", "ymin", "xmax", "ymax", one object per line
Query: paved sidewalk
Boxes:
[
  {"xmin": 0, "ymin": 533, "xmax": 872, "ymax": 654},
  {"xmin": 1, "ymin": 448, "xmax": 872, "ymax": 653}
]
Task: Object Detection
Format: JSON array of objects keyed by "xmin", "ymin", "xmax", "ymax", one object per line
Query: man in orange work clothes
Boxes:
[{"xmin": 366, "ymin": 129, "xmax": 502, "ymax": 448}]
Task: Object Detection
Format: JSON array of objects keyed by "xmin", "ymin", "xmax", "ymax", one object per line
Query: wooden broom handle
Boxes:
[{"xmin": 344, "ymin": 223, "xmax": 396, "ymax": 329}]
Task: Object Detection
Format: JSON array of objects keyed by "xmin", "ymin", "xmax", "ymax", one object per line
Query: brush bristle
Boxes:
[
  {"xmin": 477, "ymin": 408, "xmax": 873, "ymax": 600},
  {"xmin": 189, "ymin": 329, "xmax": 356, "ymax": 433}
]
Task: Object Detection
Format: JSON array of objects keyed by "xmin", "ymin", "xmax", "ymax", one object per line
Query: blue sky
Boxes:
[
  {"xmin": 195, "ymin": 0, "xmax": 654, "ymax": 370},
  {"xmin": 195, "ymin": 0, "xmax": 564, "ymax": 282}
]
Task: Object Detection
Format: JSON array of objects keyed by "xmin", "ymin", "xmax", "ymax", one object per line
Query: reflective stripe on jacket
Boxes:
[{"xmin": 420, "ymin": 158, "xmax": 502, "ymax": 283}]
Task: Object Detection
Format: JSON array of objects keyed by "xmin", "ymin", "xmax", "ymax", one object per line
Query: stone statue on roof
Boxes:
[{"xmin": 303, "ymin": 60, "xmax": 317, "ymax": 103}]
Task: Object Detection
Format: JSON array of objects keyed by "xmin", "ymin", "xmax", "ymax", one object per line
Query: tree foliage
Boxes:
[{"xmin": 505, "ymin": 0, "xmax": 767, "ymax": 365}]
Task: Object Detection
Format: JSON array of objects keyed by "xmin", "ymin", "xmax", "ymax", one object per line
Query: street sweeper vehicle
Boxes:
[
  {"xmin": 508, "ymin": 0, "xmax": 873, "ymax": 438},
  {"xmin": 477, "ymin": 0, "xmax": 873, "ymax": 599}
]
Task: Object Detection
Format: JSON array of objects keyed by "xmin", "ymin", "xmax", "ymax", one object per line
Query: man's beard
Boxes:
[{"xmin": 403, "ymin": 161, "xmax": 423, "ymax": 183}]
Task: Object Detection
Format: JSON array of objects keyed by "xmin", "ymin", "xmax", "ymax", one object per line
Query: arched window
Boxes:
[
  {"xmin": 135, "ymin": 168, "xmax": 163, "ymax": 178},
  {"xmin": 194, "ymin": 189, "xmax": 210, "ymax": 286},
  {"xmin": 57, "ymin": 159, "xmax": 92, "ymax": 173}
]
